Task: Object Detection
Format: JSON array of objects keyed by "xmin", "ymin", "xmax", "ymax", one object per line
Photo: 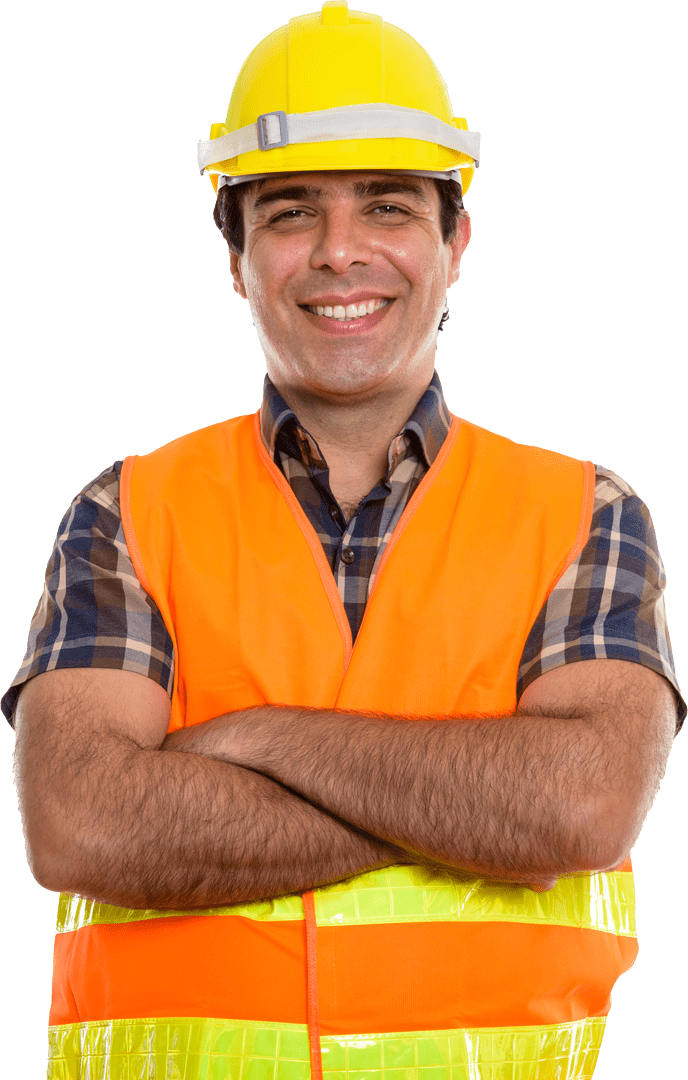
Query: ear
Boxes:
[
  {"xmin": 230, "ymin": 252, "xmax": 248, "ymax": 299},
  {"xmin": 446, "ymin": 212, "xmax": 471, "ymax": 288}
]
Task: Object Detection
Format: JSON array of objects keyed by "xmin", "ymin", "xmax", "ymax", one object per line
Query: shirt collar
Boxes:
[{"xmin": 259, "ymin": 369, "xmax": 452, "ymax": 471}]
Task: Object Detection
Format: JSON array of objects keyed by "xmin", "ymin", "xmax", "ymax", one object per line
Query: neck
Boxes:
[{"xmin": 270, "ymin": 374, "xmax": 433, "ymax": 512}]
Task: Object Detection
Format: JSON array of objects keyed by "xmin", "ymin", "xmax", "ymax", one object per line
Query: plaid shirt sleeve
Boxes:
[
  {"xmin": 517, "ymin": 466, "xmax": 686, "ymax": 735},
  {"xmin": 1, "ymin": 463, "xmax": 174, "ymax": 727}
]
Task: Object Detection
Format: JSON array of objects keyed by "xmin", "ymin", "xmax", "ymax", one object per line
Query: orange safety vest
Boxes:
[{"xmin": 48, "ymin": 411, "xmax": 637, "ymax": 1079}]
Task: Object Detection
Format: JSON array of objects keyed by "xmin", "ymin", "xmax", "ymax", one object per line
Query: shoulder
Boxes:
[
  {"xmin": 589, "ymin": 465, "xmax": 663, "ymax": 560},
  {"xmin": 591, "ymin": 465, "xmax": 640, "ymax": 514},
  {"xmin": 58, "ymin": 462, "xmax": 124, "ymax": 535},
  {"xmin": 135, "ymin": 416, "xmax": 255, "ymax": 469},
  {"xmin": 453, "ymin": 419, "xmax": 591, "ymax": 498}
]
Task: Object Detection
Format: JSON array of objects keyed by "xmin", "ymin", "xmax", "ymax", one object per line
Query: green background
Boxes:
[{"xmin": 2, "ymin": 0, "xmax": 682, "ymax": 1075}]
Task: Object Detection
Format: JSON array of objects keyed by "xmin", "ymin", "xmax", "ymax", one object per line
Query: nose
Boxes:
[{"xmin": 309, "ymin": 203, "xmax": 374, "ymax": 275}]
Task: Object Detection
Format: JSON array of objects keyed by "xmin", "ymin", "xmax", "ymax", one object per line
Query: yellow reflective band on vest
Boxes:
[
  {"xmin": 48, "ymin": 1015, "xmax": 607, "ymax": 1080},
  {"xmin": 55, "ymin": 890, "xmax": 306, "ymax": 932},
  {"xmin": 56, "ymin": 864, "xmax": 636, "ymax": 937}
]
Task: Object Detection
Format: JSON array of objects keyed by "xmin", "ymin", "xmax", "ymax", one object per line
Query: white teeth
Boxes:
[{"xmin": 306, "ymin": 298, "xmax": 390, "ymax": 320}]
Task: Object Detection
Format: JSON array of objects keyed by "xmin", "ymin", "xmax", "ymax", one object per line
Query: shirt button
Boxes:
[
  {"xmin": 329, "ymin": 505, "xmax": 340, "ymax": 519},
  {"xmin": 341, "ymin": 547, "xmax": 356, "ymax": 565}
]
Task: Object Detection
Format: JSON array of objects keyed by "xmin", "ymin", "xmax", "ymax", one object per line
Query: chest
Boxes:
[
  {"xmin": 122, "ymin": 412, "xmax": 591, "ymax": 732},
  {"xmin": 329, "ymin": 467, "xmax": 386, "ymax": 522}
]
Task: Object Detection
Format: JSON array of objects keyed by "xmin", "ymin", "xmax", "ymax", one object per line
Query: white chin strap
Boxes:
[{"xmin": 197, "ymin": 102, "xmax": 480, "ymax": 175}]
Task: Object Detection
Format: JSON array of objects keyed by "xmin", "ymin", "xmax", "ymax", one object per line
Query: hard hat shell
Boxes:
[{"xmin": 203, "ymin": 1, "xmax": 477, "ymax": 195}]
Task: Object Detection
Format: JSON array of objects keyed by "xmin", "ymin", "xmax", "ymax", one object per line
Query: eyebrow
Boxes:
[{"xmin": 251, "ymin": 178, "xmax": 430, "ymax": 214}]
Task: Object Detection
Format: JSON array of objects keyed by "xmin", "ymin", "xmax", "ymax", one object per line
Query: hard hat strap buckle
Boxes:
[{"xmin": 257, "ymin": 112, "xmax": 288, "ymax": 151}]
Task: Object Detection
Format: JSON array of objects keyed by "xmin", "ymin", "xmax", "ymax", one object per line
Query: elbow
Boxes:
[
  {"xmin": 577, "ymin": 795, "xmax": 638, "ymax": 874},
  {"xmin": 26, "ymin": 837, "xmax": 69, "ymax": 893},
  {"xmin": 578, "ymin": 836, "xmax": 633, "ymax": 875},
  {"xmin": 25, "ymin": 831, "xmax": 79, "ymax": 894},
  {"xmin": 22, "ymin": 811, "xmax": 89, "ymax": 895},
  {"xmin": 24, "ymin": 819, "xmax": 154, "ymax": 909}
]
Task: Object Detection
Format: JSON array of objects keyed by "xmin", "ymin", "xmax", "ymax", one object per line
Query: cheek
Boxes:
[
  {"xmin": 382, "ymin": 235, "xmax": 444, "ymax": 290},
  {"xmin": 245, "ymin": 236, "xmax": 310, "ymax": 306}
]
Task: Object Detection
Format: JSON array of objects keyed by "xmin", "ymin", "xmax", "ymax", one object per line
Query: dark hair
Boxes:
[{"xmin": 213, "ymin": 176, "xmax": 465, "ymax": 253}]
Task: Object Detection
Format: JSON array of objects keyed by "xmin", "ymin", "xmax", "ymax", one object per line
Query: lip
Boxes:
[
  {"xmin": 298, "ymin": 292, "xmax": 394, "ymax": 307},
  {"xmin": 301, "ymin": 298, "xmax": 395, "ymax": 335}
]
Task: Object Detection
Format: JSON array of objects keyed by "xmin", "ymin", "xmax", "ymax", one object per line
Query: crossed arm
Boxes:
[{"xmin": 15, "ymin": 660, "xmax": 676, "ymax": 911}]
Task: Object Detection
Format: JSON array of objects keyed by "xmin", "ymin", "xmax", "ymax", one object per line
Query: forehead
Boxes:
[{"xmin": 246, "ymin": 171, "xmax": 436, "ymax": 216}]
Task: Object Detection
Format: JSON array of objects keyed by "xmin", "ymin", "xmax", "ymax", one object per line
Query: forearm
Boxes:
[
  {"xmin": 191, "ymin": 706, "xmax": 608, "ymax": 883},
  {"xmin": 36, "ymin": 738, "xmax": 404, "ymax": 910}
]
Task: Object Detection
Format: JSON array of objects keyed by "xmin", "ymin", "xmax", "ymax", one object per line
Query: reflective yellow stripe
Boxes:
[
  {"xmin": 55, "ymin": 890, "xmax": 305, "ymax": 933},
  {"xmin": 48, "ymin": 1015, "xmax": 607, "ymax": 1079},
  {"xmin": 315, "ymin": 865, "xmax": 636, "ymax": 936},
  {"xmin": 56, "ymin": 865, "xmax": 635, "ymax": 937}
]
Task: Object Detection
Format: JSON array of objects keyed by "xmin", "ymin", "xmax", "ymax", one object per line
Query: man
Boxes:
[{"xmin": 5, "ymin": 3, "xmax": 685, "ymax": 1078}]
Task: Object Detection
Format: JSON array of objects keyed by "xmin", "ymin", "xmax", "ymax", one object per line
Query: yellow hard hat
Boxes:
[{"xmin": 198, "ymin": 1, "xmax": 480, "ymax": 196}]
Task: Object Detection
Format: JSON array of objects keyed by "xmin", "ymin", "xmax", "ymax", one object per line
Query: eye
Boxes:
[
  {"xmin": 269, "ymin": 203, "xmax": 410, "ymax": 225},
  {"xmin": 371, "ymin": 204, "xmax": 409, "ymax": 217},
  {"xmin": 271, "ymin": 208, "xmax": 310, "ymax": 223}
]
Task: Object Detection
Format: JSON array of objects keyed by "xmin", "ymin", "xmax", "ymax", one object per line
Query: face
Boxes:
[{"xmin": 230, "ymin": 171, "xmax": 470, "ymax": 404}]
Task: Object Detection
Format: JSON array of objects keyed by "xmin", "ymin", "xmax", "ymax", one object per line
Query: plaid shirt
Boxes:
[{"xmin": 3, "ymin": 371, "xmax": 685, "ymax": 733}]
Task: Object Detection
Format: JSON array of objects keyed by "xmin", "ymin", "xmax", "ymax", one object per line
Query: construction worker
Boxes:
[{"xmin": 4, "ymin": 3, "xmax": 685, "ymax": 1078}]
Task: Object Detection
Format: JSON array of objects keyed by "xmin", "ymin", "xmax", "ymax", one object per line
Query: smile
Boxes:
[{"xmin": 301, "ymin": 298, "xmax": 392, "ymax": 321}]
